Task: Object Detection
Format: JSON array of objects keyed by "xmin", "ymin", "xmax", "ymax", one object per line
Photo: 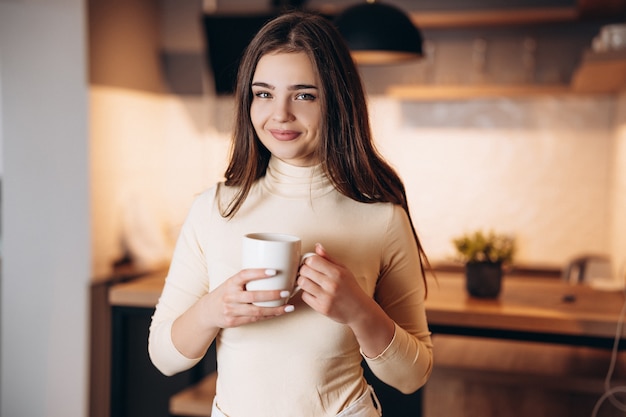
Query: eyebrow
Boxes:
[{"xmin": 251, "ymin": 82, "xmax": 318, "ymax": 91}]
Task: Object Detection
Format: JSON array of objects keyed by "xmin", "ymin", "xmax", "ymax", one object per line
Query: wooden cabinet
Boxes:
[
  {"xmin": 572, "ymin": 49, "xmax": 626, "ymax": 93},
  {"xmin": 386, "ymin": 51, "xmax": 626, "ymax": 100},
  {"xmin": 381, "ymin": 4, "xmax": 626, "ymax": 100},
  {"xmin": 109, "ymin": 305, "xmax": 215, "ymax": 417},
  {"xmin": 90, "ymin": 270, "xmax": 215, "ymax": 417},
  {"xmin": 386, "ymin": 84, "xmax": 572, "ymax": 100}
]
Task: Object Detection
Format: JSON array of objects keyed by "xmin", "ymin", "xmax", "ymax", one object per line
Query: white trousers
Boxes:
[{"xmin": 211, "ymin": 385, "xmax": 382, "ymax": 417}]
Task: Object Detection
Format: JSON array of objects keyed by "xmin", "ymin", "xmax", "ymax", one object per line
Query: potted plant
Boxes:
[{"xmin": 452, "ymin": 230, "xmax": 515, "ymax": 298}]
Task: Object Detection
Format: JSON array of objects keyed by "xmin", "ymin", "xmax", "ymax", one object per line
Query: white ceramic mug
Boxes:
[{"xmin": 242, "ymin": 233, "xmax": 314, "ymax": 307}]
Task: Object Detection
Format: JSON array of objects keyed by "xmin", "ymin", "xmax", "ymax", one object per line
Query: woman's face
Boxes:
[{"xmin": 250, "ymin": 51, "xmax": 322, "ymax": 167}]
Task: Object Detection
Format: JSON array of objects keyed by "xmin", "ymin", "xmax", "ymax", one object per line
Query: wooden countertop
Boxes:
[
  {"xmin": 108, "ymin": 270, "xmax": 167, "ymax": 308},
  {"xmin": 426, "ymin": 273, "xmax": 625, "ymax": 340},
  {"xmin": 109, "ymin": 270, "xmax": 626, "ymax": 342}
]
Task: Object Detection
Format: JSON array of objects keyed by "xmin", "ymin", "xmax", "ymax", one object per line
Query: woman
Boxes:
[{"xmin": 149, "ymin": 11, "xmax": 433, "ymax": 417}]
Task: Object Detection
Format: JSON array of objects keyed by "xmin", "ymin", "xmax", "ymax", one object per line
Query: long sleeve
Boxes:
[
  {"xmin": 363, "ymin": 205, "xmax": 434, "ymax": 393},
  {"xmin": 148, "ymin": 189, "xmax": 215, "ymax": 376}
]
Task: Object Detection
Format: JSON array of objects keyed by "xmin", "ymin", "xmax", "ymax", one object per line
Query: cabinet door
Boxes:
[{"xmin": 110, "ymin": 306, "xmax": 216, "ymax": 417}]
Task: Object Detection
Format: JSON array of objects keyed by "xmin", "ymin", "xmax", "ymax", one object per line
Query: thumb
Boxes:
[
  {"xmin": 315, "ymin": 242, "xmax": 327, "ymax": 257},
  {"xmin": 315, "ymin": 243, "xmax": 341, "ymax": 265}
]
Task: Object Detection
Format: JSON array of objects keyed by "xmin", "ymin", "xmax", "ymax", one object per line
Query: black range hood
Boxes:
[{"xmin": 202, "ymin": 14, "xmax": 276, "ymax": 95}]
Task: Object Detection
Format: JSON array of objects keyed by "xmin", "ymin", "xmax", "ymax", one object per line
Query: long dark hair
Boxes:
[{"xmin": 222, "ymin": 11, "xmax": 431, "ymax": 287}]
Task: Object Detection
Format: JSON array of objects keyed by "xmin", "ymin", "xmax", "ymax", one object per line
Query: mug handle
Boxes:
[{"xmin": 288, "ymin": 252, "xmax": 316, "ymax": 299}]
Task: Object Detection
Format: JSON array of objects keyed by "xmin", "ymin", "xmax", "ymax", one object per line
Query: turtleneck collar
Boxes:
[{"xmin": 261, "ymin": 157, "xmax": 334, "ymax": 199}]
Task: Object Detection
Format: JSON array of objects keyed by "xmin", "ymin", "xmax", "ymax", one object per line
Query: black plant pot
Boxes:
[{"xmin": 465, "ymin": 261, "xmax": 503, "ymax": 298}]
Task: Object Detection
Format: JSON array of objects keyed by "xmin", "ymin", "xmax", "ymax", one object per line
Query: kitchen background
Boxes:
[
  {"xmin": 89, "ymin": 0, "xmax": 626, "ymax": 280},
  {"xmin": 1, "ymin": 0, "xmax": 625, "ymax": 416}
]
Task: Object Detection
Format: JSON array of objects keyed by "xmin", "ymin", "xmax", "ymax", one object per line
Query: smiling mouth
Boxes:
[{"xmin": 269, "ymin": 129, "xmax": 301, "ymax": 141}]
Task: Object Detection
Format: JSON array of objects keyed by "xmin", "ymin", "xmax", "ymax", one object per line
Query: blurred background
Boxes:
[{"xmin": 1, "ymin": 0, "xmax": 626, "ymax": 416}]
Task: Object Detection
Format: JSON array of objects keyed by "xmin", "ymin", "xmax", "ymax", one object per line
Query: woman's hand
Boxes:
[
  {"xmin": 297, "ymin": 243, "xmax": 395, "ymax": 357},
  {"xmin": 172, "ymin": 269, "xmax": 293, "ymax": 359},
  {"xmin": 296, "ymin": 243, "xmax": 371, "ymax": 325},
  {"xmin": 202, "ymin": 268, "xmax": 295, "ymax": 329}
]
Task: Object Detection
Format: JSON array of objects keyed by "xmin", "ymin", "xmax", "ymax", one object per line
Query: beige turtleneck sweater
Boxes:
[{"xmin": 149, "ymin": 157, "xmax": 433, "ymax": 417}]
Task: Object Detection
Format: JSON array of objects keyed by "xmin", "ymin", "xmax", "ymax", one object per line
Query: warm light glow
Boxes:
[{"xmin": 351, "ymin": 50, "xmax": 422, "ymax": 65}]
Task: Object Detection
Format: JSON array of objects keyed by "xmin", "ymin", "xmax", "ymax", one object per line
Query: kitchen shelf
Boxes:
[
  {"xmin": 408, "ymin": 7, "xmax": 578, "ymax": 28},
  {"xmin": 386, "ymin": 84, "xmax": 573, "ymax": 101},
  {"xmin": 571, "ymin": 49, "xmax": 626, "ymax": 93},
  {"xmin": 318, "ymin": 0, "xmax": 624, "ymax": 28},
  {"xmin": 402, "ymin": 0, "xmax": 625, "ymax": 28},
  {"xmin": 387, "ymin": 50, "xmax": 626, "ymax": 100}
]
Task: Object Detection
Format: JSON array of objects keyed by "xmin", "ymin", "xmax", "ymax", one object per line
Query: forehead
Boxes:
[{"xmin": 253, "ymin": 52, "xmax": 318, "ymax": 84}]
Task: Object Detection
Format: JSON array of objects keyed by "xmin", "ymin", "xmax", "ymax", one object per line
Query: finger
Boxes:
[
  {"xmin": 238, "ymin": 268, "xmax": 278, "ymax": 286},
  {"xmin": 315, "ymin": 242, "xmax": 327, "ymax": 257},
  {"xmin": 315, "ymin": 243, "xmax": 335, "ymax": 261},
  {"xmin": 240, "ymin": 289, "xmax": 292, "ymax": 305},
  {"xmin": 222, "ymin": 290, "xmax": 295, "ymax": 314},
  {"xmin": 247, "ymin": 303, "xmax": 295, "ymax": 315},
  {"xmin": 300, "ymin": 252, "xmax": 340, "ymax": 286},
  {"xmin": 312, "ymin": 243, "xmax": 346, "ymax": 269},
  {"xmin": 238, "ymin": 303, "xmax": 296, "ymax": 323},
  {"xmin": 223, "ymin": 303, "xmax": 295, "ymax": 327},
  {"xmin": 297, "ymin": 268, "xmax": 324, "ymax": 297}
]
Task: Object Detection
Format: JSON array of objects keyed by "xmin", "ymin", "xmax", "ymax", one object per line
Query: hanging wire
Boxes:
[{"xmin": 592, "ymin": 261, "xmax": 626, "ymax": 416}]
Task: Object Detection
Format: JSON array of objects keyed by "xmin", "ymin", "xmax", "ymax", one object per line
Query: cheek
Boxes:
[
  {"xmin": 301, "ymin": 108, "xmax": 322, "ymax": 129},
  {"xmin": 305, "ymin": 111, "xmax": 322, "ymax": 136},
  {"xmin": 249, "ymin": 101, "xmax": 270, "ymax": 127}
]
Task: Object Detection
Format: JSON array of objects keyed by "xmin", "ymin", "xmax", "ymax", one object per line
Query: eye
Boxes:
[
  {"xmin": 253, "ymin": 90, "xmax": 272, "ymax": 99},
  {"xmin": 295, "ymin": 92, "xmax": 316, "ymax": 101}
]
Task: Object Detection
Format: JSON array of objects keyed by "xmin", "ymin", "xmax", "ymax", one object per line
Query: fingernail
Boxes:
[
  {"xmin": 284, "ymin": 305, "xmax": 295, "ymax": 313},
  {"xmin": 265, "ymin": 269, "xmax": 277, "ymax": 276},
  {"xmin": 280, "ymin": 290, "xmax": 291, "ymax": 298}
]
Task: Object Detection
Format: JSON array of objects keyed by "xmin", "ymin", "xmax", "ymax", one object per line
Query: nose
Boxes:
[{"xmin": 271, "ymin": 99, "xmax": 294, "ymax": 123}]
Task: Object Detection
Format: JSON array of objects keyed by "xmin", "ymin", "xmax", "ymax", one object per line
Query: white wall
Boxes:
[
  {"xmin": 0, "ymin": 1, "xmax": 90, "ymax": 416},
  {"xmin": 91, "ymin": 89, "xmax": 621, "ymax": 275},
  {"xmin": 90, "ymin": 87, "xmax": 231, "ymax": 278},
  {"xmin": 369, "ymin": 95, "xmax": 615, "ymax": 267}
]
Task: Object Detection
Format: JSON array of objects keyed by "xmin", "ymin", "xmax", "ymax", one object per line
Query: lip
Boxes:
[{"xmin": 269, "ymin": 129, "xmax": 301, "ymax": 141}]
